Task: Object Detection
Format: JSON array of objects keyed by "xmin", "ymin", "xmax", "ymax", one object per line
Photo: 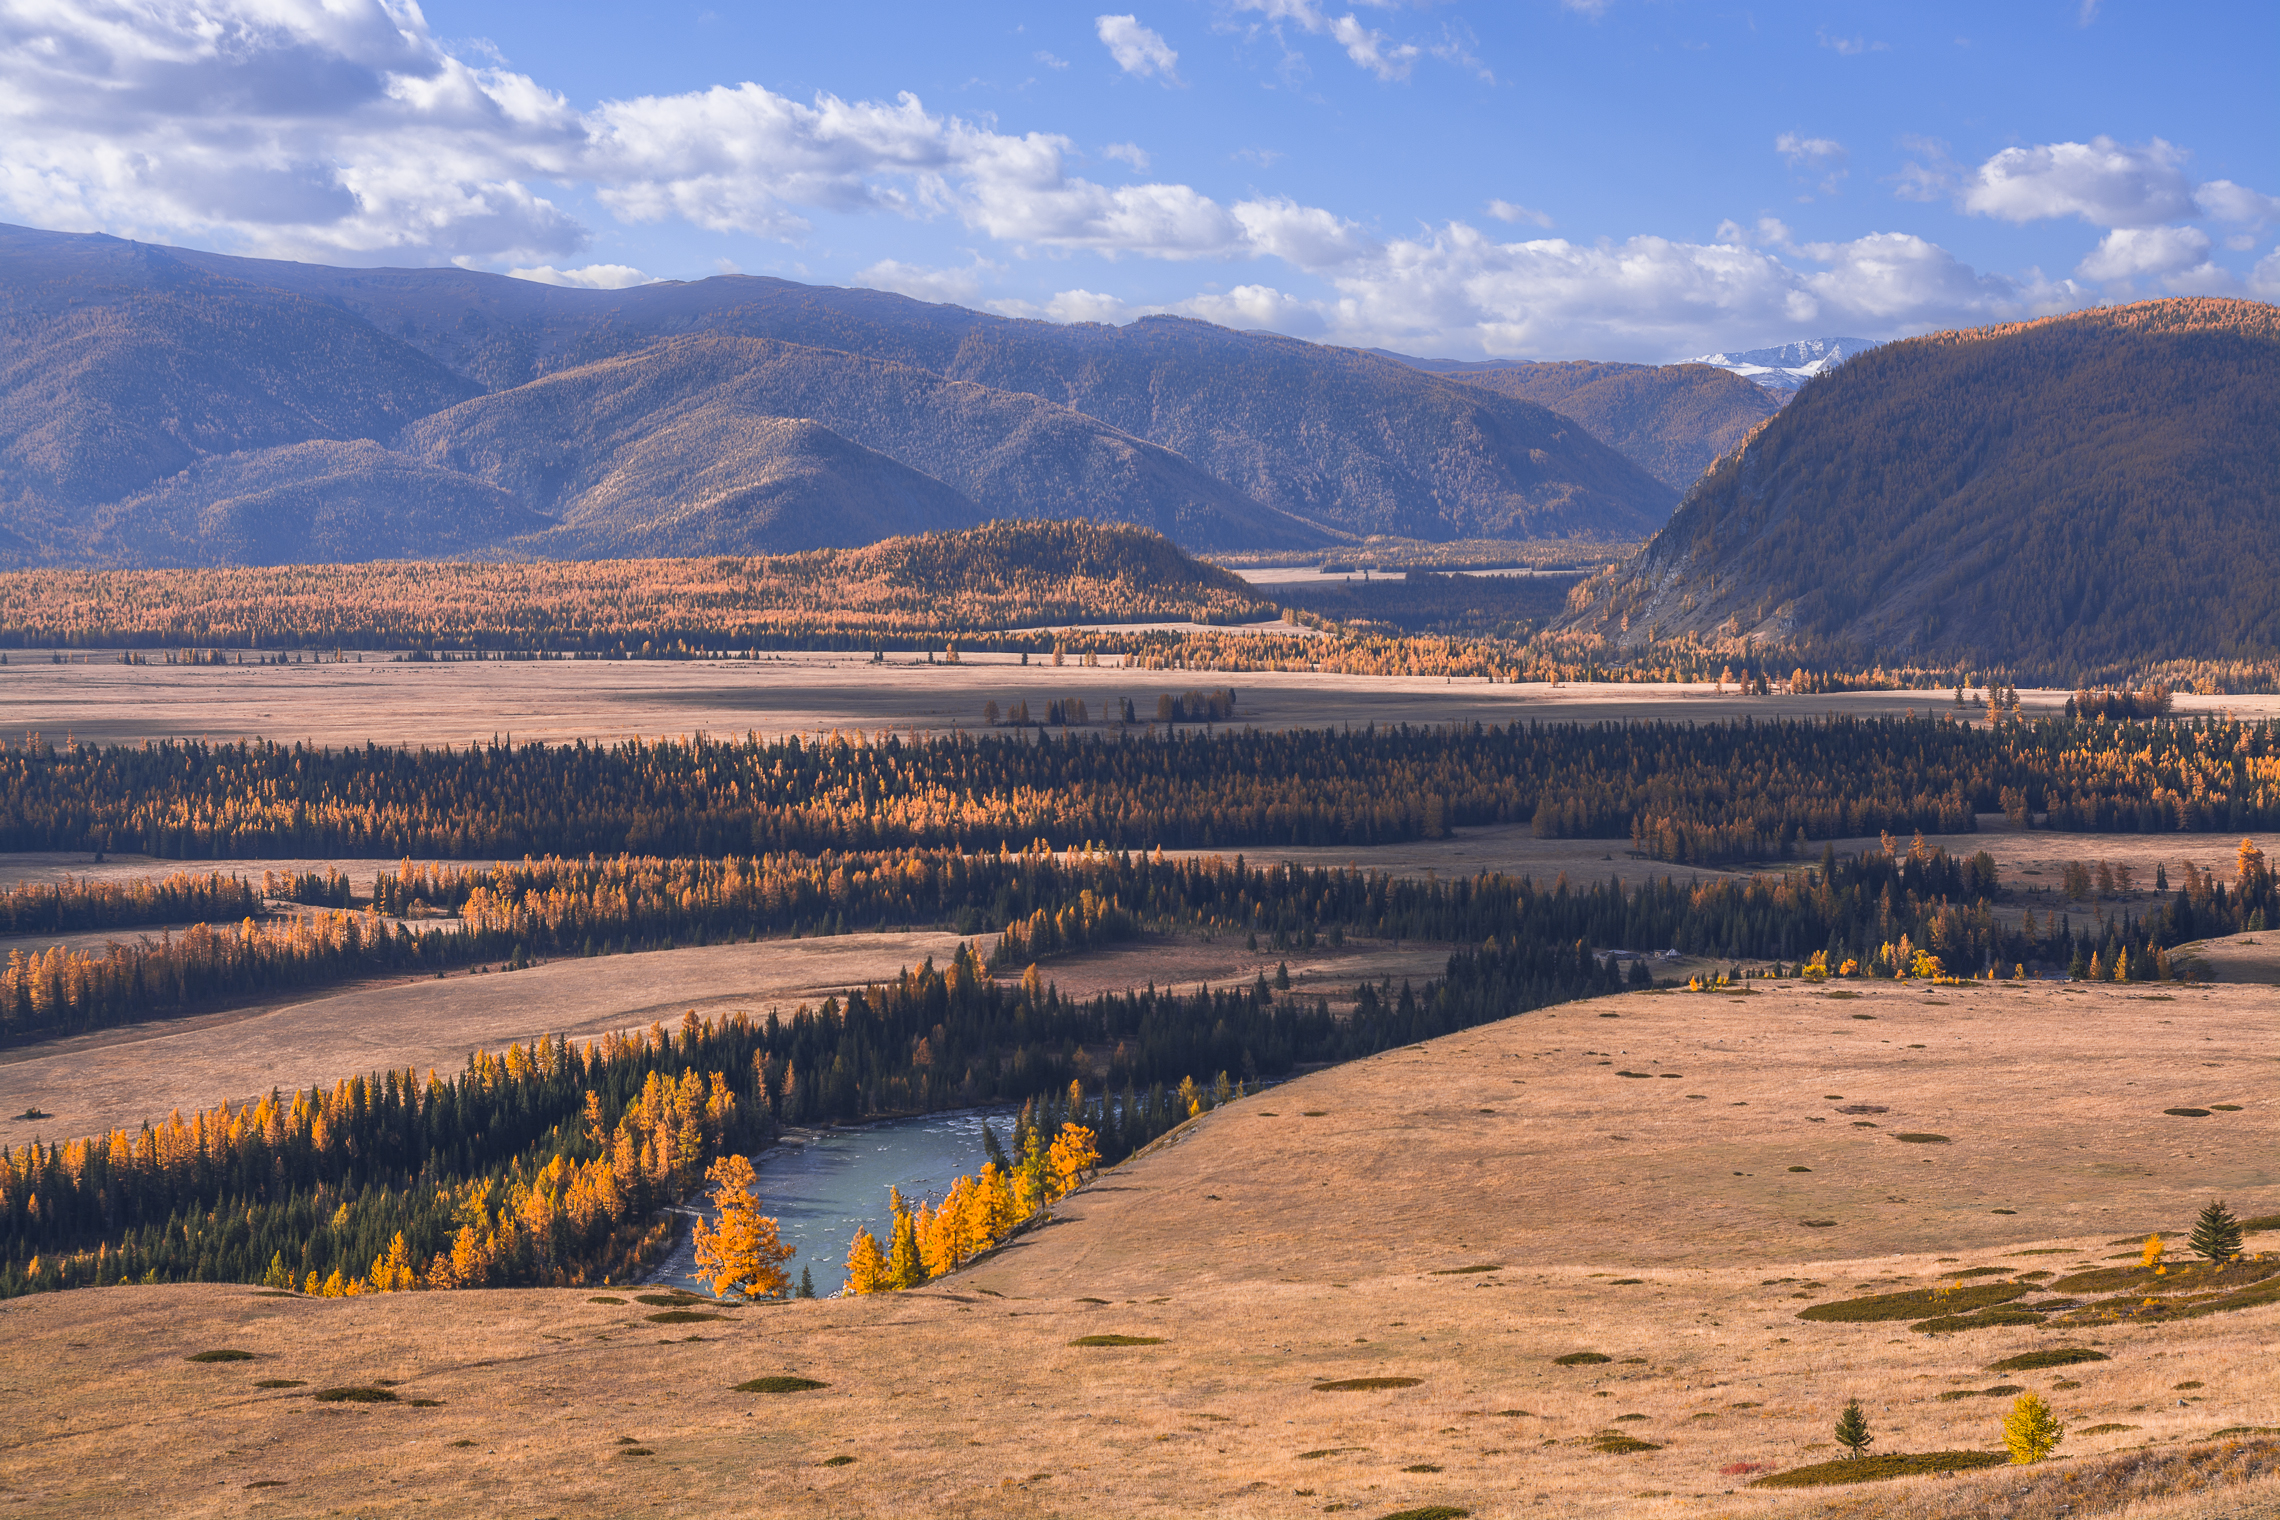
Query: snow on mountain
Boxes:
[{"xmin": 1681, "ymin": 337, "xmax": 1881, "ymax": 394}]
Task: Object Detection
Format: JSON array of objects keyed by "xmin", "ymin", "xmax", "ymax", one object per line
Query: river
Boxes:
[{"xmin": 644, "ymin": 1108, "xmax": 1013, "ymax": 1297}]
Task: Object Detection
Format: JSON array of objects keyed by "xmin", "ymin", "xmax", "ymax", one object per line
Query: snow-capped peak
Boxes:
[{"xmin": 1681, "ymin": 336, "xmax": 1881, "ymax": 393}]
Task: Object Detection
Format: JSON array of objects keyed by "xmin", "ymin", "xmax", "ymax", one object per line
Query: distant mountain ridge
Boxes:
[
  {"xmin": 1558, "ymin": 299, "xmax": 2280, "ymax": 677},
  {"xmin": 1681, "ymin": 337, "xmax": 1881, "ymax": 394},
  {"xmin": 0, "ymin": 222, "xmax": 1696, "ymax": 567}
]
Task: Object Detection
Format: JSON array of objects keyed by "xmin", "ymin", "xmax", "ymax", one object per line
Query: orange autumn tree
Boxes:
[
  {"xmin": 843, "ymin": 1123, "xmax": 1099, "ymax": 1296},
  {"xmin": 690, "ymin": 1154, "xmax": 795, "ymax": 1299}
]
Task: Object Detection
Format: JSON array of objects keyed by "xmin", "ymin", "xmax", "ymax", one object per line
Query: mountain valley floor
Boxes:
[
  {"xmin": 1, "ymin": 975, "xmax": 2272, "ymax": 1520},
  {"xmin": 12, "ymin": 654, "xmax": 2280, "ymax": 749}
]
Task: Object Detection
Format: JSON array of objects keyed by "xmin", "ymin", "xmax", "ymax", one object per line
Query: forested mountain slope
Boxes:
[
  {"xmin": 1556, "ymin": 299, "xmax": 2280, "ymax": 676},
  {"xmin": 1423, "ymin": 359, "xmax": 1777, "ymax": 490}
]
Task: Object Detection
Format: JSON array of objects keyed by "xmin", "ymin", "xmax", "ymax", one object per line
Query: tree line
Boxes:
[
  {"xmin": 0, "ymin": 923, "xmax": 1635, "ymax": 1299},
  {"xmin": 5, "ymin": 716, "xmax": 2274, "ymax": 866},
  {"xmin": 0, "ymin": 870, "xmax": 260, "ymax": 936}
]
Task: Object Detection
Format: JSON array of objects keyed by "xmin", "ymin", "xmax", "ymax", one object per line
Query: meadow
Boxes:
[{"xmin": 0, "ymin": 973, "xmax": 2270, "ymax": 1519}]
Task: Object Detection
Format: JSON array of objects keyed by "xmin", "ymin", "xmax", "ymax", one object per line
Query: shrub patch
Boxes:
[
  {"xmin": 1428, "ymin": 1264, "xmax": 1502, "ymax": 1274},
  {"xmin": 253, "ymin": 1379, "xmax": 305, "ymax": 1389},
  {"xmin": 1751, "ymin": 1451, "xmax": 2005, "ymax": 1488},
  {"xmin": 645, "ymin": 1311, "xmax": 725, "ymax": 1324},
  {"xmin": 1895, "ymin": 1133, "xmax": 1951, "ymax": 1144},
  {"xmin": 1070, "ymin": 1335, "xmax": 1165, "ymax": 1347},
  {"xmin": 735, "ymin": 1376, "xmax": 828, "ymax": 1392},
  {"xmin": 185, "ymin": 1349, "xmax": 255, "ymax": 1363},
  {"xmin": 1799, "ymin": 1283, "xmax": 2029, "ymax": 1323},
  {"xmin": 1314, "ymin": 1377, "xmax": 1423, "ymax": 1391},
  {"xmin": 1553, "ymin": 1352, "xmax": 1613, "ymax": 1365},
  {"xmin": 820, "ymin": 1454, "xmax": 856, "ymax": 1467},
  {"xmin": 1989, "ymin": 1348, "xmax": 2109, "ymax": 1372},
  {"xmin": 1376, "ymin": 1508, "xmax": 1469, "ymax": 1520},
  {"xmin": 1591, "ymin": 1435, "xmax": 1661, "ymax": 1453},
  {"xmin": 312, "ymin": 1387, "xmax": 398, "ymax": 1404},
  {"xmin": 2165, "ymin": 1108, "xmax": 2212, "ymax": 1118}
]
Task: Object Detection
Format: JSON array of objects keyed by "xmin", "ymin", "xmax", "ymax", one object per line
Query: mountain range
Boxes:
[
  {"xmin": 1558, "ymin": 299, "xmax": 2280, "ymax": 677},
  {"xmin": 0, "ymin": 223, "xmax": 1719, "ymax": 567}
]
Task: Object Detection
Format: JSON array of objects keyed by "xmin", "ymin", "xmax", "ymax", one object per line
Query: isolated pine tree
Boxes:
[
  {"xmin": 1834, "ymin": 1398, "xmax": 1873, "ymax": 1459},
  {"xmin": 2189, "ymin": 1200, "xmax": 2243, "ymax": 1264},
  {"xmin": 796, "ymin": 1266, "xmax": 816, "ymax": 1299}
]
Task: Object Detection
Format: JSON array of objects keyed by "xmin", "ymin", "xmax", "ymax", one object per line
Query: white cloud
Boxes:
[
  {"xmin": 1230, "ymin": 0, "xmax": 1425, "ymax": 81},
  {"xmin": 1101, "ymin": 142, "xmax": 1152, "ymax": 172},
  {"xmin": 853, "ymin": 257, "xmax": 996, "ymax": 304},
  {"xmin": 2078, "ymin": 0, "xmax": 2101, "ymax": 23},
  {"xmin": 1560, "ymin": 0, "xmax": 1614, "ymax": 14},
  {"xmin": 1095, "ymin": 15, "xmax": 1181, "ymax": 84},
  {"xmin": 1328, "ymin": 15, "xmax": 1419, "ymax": 80},
  {"xmin": 1776, "ymin": 133, "xmax": 1849, "ymax": 195},
  {"xmin": 2199, "ymin": 179, "xmax": 2280, "ymax": 226},
  {"xmin": 1230, "ymin": 196, "xmax": 1378, "ymax": 267},
  {"xmin": 1960, "ymin": 137, "xmax": 2196, "ymax": 228},
  {"xmin": 1817, "ymin": 31, "xmax": 1887, "ymax": 55},
  {"xmin": 506, "ymin": 263, "xmax": 656, "ymax": 288},
  {"xmin": 2252, "ymin": 247, "xmax": 2280, "ymax": 300},
  {"xmin": 1487, "ymin": 199, "xmax": 1553, "ymax": 228},
  {"xmin": 1035, "ymin": 51, "xmax": 1070, "ymax": 69},
  {"xmin": 2073, "ymin": 225, "xmax": 2217, "ymax": 283}
]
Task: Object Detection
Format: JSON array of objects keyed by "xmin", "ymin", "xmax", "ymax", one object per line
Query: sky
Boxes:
[{"xmin": 4, "ymin": 0, "xmax": 2276, "ymax": 361}]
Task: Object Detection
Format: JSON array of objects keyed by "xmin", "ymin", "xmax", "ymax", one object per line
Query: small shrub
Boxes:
[
  {"xmin": 449, "ymin": 1439, "xmax": 478, "ymax": 1448},
  {"xmin": 1428, "ymin": 1264, "xmax": 1502, "ymax": 1274},
  {"xmin": 587, "ymin": 1296, "xmax": 626, "ymax": 1304},
  {"xmin": 1298, "ymin": 1447, "xmax": 1364, "ymax": 1458},
  {"xmin": 2078, "ymin": 1423, "xmax": 2136, "ymax": 1435},
  {"xmin": 1376, "ymin": 1508, "xmax": 1470, "ymax": 1520},
  {"xmin": 645, "ymin": 1311, "xmax": 725, "ymax": 1324},
  {"xmin": 312, "ymin": 1386, "xmax": 398, "ymax": 1403},
  {"xmin": 253, "ymin": 1379, "xmax": 305, "ymax": 1389},
  {"xmin": 819, "ymin": 1454, "xmax": 856, "ymax": 1467},
  {"xmin": 1801, "ymin": 1219, "xmax": 1839, "ymax": 1228},
  {"xmin": 1492, "ymin": 1410, "xmax": 1532, "ymax": 1418},
  {"xmin": 409, "ymin": 1399, "xmax": 444, "ymax": 1407},
  {"xmin": 1402, "ymin": 1462, "xmax": 1443, "ymax": 1471},
  {"xmin": 2164, "ymin": 1108, "xmax": 2212, "ymax": 1118},
  {"xmin": 185, "ymin": 1349, "xmax": 256, "ymax": 1363},
  {"xmin": 1553, "ymin": 1352, "xmax": 1613, "ymax": 1365},
  {"xmin": 1989, "ymin": 1348, "xmax": 2109, "ymax": 1372},
  {"xmin": 1607, "ymin": 1278, "xmax": 1644, "ymax": 1285},
  {"xmin": 1591, "ymin": 1435, "xmax": 1661, "ymax": 1453},
  {"xmin": 1301, "ymin": 1110, "xmax": 1328, "ymax": 1116},
  {"xmin": 1895, "ymin": 1133, "xmax": 1951, "ymax": 1144},
  {"xmin": 735, "ymin": 1376, "xmax": 827, "ymax": 1392},
  {"xmin": 1788, "ymin": 1166, "xmax": 1813, "ymax": 1173},
  {"xmin": 1076, "ymin": 1296, "xmax": 1110, "ymax": 1304},
  {"xmin": 619, "ymin": 1447, "xmax": 655, "ymax": 1457},
  {"xmin": 244, "ymin": 1480, "xmax": 285, "ymax": 1489},
  {"xmin": 1751, "ymin": 1451, "xmax": 2004, "ymax": 1487},
  {"xmin": 1314, "ymin": 1377, "xmax": 1424, "ymax": 1391}
]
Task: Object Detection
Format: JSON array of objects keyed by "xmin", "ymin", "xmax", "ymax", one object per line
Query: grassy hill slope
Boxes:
[{"xmin": 1558, "ymin": 299, "xmax": 2280, "ymax": 677}]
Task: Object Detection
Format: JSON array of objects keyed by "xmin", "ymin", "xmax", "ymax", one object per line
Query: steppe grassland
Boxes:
[
  {"xmin": 1, "ymin": 977, "xmax": 2271, "ymax": 1520},
  {"xmin": 16, "ymin": 650, "xmax": 2264, "ymax": 749}
]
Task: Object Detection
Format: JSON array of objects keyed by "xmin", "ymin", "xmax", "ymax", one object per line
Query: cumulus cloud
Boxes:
[
  {"xmin": 2074, "ymin": 225, "xmax": 2218, "ymax": 284},
  {"xmin": 2199, "ymin": 179, "xmax": 2280, "ymax": 227},
  {"xmin": 854, "ymin": 257, "xmax": 995, "ymax": 304},
  {"xmin": 506, "ymin": 263, "xmax": 656, "ymax": 288},
  {"xmin": 0, "ymin": 0, "xmax": 1362, "ymax": 266},
  {"xmin": 1095, "ymin": 15, "xmax": 1180, "ymax": 84},
  {"xmin": 2252, "ymin": 247, "xmax": 2280, "ymax": 300},
  {"xmin": 1961, "ymin": 137, "xmax": 2197, "ymax": 227},
  {"xmin": 1101, "ymin": 142, "xmax": 1152, "ymax": 171}
]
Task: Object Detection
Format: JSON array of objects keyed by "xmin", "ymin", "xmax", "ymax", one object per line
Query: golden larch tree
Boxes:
[{"xmin": 689, "ymin": 1154, "xmax": 795, "ymax": 1300}]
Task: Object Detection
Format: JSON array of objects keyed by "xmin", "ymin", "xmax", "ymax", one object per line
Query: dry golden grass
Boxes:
[
  {"xmin": 0, "ymin": 976, "xmax": 2272, "ymax": 1519},
  {"xmin": 23, "ymin": 655, "xmax": 2270, "ymax": 749}
]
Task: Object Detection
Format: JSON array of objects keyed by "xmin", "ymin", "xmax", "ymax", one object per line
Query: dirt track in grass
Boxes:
[{"xmin": 2, "ymin": 976, "xmax": 2272, "ymax": 1520}]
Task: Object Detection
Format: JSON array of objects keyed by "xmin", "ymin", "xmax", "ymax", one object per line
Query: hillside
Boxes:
[
  {"xmin": 1427, "ymin": 359, "xmax": 1778, "ymax": 489},
  {"xmin": 0, "ymin": 520, "xmax": 1274, "ymax": 648},
  {"xmin": 397, "ymin": 335, "xmax": 1316, "ymax": 555},
  {"xmin": 1558, "ymin": 299, "xmax": 2280, "ymax": 677},
  {"xmin": 4, "ymin": 225, "xmax": 1676, "ymax": 548}
]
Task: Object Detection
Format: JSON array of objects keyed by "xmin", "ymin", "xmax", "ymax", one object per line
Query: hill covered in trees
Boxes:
[
  {"xmin": 1380, "ymin": 356, "xmax": 1778, "ymax": 490},
  {"xmin": 1558, "ymin": 299, "xmax": 2280, "ymax": 679},
  {"xmin": 0, "ymin": 521, "xmax": 1271, "ymax": 650},
  {"xmin": 0, "ymin": 223, "xmax": 1681, "ymax": 564}
]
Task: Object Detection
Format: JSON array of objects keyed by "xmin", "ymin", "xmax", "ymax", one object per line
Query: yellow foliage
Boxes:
[{"xmin": 690, "ymin": 1154, "xmax": 795, "ymax": 1300}]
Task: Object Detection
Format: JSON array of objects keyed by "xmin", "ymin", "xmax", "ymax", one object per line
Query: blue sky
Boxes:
[{"xmin": 5, "ymin": 0, "xmax": 2275, "ymax": 359}]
